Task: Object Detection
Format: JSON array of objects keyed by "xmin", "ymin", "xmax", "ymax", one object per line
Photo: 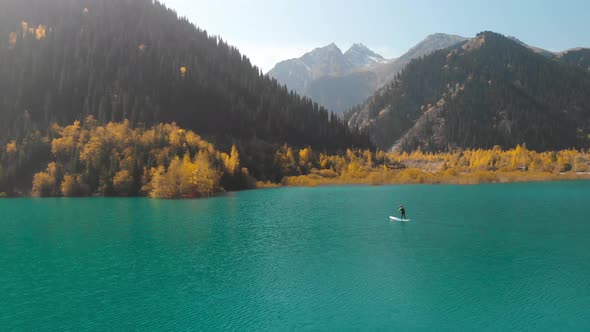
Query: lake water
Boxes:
[{"xmin": 2, "ymin": 182, "xmax": 590, "ymax": 330}]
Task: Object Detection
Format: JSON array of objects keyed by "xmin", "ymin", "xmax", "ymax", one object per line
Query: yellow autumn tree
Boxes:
[
  {"xmin": 179, "ymin": 153, "xmax": 198, "ymax": 195},
  {"xmin": 61, "ymin": 174, "xmax": 87, "ymax": 197},
  {"xmin": 35, "ymin": 25, "xmax": 47, "ymax": 40},
  {"xmin": 32, "ymin": 162, "xmax": 62, "ymax": 197},
  {"xmin": 222, "ymin": 145, "xmax": 240, "ymax": 176},
  {"xmin": 362, "ymin": 150, "xmax": 374, "ymax": 167},
  {"xmin": 79, "ymin": 131, "xmax": 105, "ymax": 168},
  {"xmin": 160, "ymin": 156, "xmax": 186, "ymax": 198},
  {"xmin": 345, "ymin": 160, "xmax": 364, "ymax": 178},
  {"xmin": 274, "ymin": 145, "xmax": 299, "ymax": 177},
  {"xmin": 32, "ymin": 172, "xmax": 55, "ymax": 197},
  {"xmin": 5, "ymin": 141, "xmax": 17, "ymax": 154},
  {"xmin": 148, "ymin": 153, "xmax": 202, "ymax": 198},
  {"xmin": 190, "ymin": 150, "xmax": 221, "ymax": 197},
  {"xmin": 169, "ymin": 128, "xmax": 185, "ymax": 148},
  {"xmin": 113, "ymin": 170, "xmax": 134, "ymax": 196},
  {"xmin": 298, "ymin": 147, "xmax": 314, "ymax": 174},
  {"xmin": 148, "ymin": 166, "xmax": 171, "ymax": 198},
  {"xmin": 52, "ymin": 120, "xmax": 82, "ymax": 160}
]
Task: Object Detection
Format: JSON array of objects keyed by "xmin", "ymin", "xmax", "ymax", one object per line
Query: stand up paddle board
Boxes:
[{"xmin": 389, "ymin": 216, "xmax": 410, "ymax": 222}]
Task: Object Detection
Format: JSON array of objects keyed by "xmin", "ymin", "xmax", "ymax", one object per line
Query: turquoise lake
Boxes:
[{"xmin": 2, "ymin": 182, "xmax": 590, "ymax": 330}]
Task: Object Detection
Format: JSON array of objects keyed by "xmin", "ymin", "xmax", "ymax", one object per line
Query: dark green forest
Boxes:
[
  {"xmin": 347, "ymin": 32, "xmax": 590, "ymax": 152},
  {"xmin": 0, "ymin": 0, "xmax": 371, "ymax": 195},
  {"xmin": 560, "ymin": 49, "xmax": 590, "ymax": 71}
]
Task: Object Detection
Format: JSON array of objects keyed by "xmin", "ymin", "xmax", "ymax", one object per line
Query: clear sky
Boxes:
[{"xmin": 162, "ymin": 0, "xmax": 590, "ymax": 72}]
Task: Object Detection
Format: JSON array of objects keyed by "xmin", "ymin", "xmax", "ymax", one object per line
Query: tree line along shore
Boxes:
[{"xmin": 1, "ymin": 118, "xmax": 589, "ymax": 198}]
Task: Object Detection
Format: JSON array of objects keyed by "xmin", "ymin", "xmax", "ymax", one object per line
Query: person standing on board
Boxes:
[{"xmin": 398, "ymin": 205, "xmax": 407, "ymax": 220}]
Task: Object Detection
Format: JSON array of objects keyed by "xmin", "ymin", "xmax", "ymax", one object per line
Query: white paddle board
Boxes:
[{"xmin": 389, "ymin": 216, "xmax": 410, "ymax": 222}]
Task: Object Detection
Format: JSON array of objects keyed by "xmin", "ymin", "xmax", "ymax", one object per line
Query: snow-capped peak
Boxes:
[{"xmin": 344, "ymin": 43, "xmax": 387, "ymax": 67}]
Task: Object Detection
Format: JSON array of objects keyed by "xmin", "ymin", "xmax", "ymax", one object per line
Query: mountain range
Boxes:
[
  {"xmin": 2, "ymin": 0, "xmax": 590, "ymax": 194},
  {"xmin": 268, "ymin": 34, "xmax": 468, "ymax": 113},
  {"xmin": 346, "ymin": 32, "xmax": 590, "ymax": 152}
]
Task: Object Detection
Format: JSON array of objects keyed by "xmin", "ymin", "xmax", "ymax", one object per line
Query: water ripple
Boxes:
[{"xmin": 2, "ymin": 183, "xmax": 590, "ymax": 330}]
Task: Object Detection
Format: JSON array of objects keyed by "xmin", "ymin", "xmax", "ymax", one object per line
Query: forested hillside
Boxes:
[
  {"xmin": 560, "ymin": 49, "xmax": 590, "ymax": 71},
  {"xmin": 347, "ymin": 32, "xmax": 590, "ymax": 152},
  {"xmin": 0, "ymin": 0, "xmax": 371, "ymax": 149},
  {"xmin": 0, "ymin": 0, "xmax": 371, "ymax": 194}
]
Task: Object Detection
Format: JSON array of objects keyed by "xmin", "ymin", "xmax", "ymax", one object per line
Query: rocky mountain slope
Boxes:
[
  {"xmin": 375, "ymin": 33, "xmax": 468, "ymax": 87},
  {"xmin": 344, "ymin": 43, "xmax": 388, "ymax": 67},
  {"xmin": 346, "ymin": 32, "xmax": 590, "ymax": 152}
]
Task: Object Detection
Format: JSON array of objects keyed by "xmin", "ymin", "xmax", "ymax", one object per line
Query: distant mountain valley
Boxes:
[{"xmin": 268, "ymin": 34, "xmax": 468, "ymax": 113}]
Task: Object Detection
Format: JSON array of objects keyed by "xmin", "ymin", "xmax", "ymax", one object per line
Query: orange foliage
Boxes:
[
  {"xmin": 35, "ymin": 25, "xmax": 47, "ymax": 40},
  {"xmin": 35, "ymin": 118, "xmax": 245, "ymax": 198},
  {"xmin": 32, "ymin": 162, "xmax": 62, "ymax": 197},
  {"xmin": 221, "ymin": 145, "xmax": 240, "ymax": 176},
  {"xmin": 5, "ymin": 141, "xmax": 17, "ymax": 154},
  {"xmin": 273, "ymin": 145, "xmax": 590, "ymax": 188},
  {"xmin": 113, "ymin": 170, "xmax": 133, "ymax": 196},
  {"xmin": 18, "ymin": 21, "xmax": 47, "ymax": 40}
]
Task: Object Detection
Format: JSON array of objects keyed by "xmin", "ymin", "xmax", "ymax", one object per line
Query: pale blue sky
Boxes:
[{"xmin": 162, "ymin": 0, "xmax": 590, "ymax": 71}]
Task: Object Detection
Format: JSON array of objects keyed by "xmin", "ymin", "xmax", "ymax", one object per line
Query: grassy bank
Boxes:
[
  {"xmin": 273, "ymin": 145, "xmax": 590, "ymax": 187},
  {"xmin": 280, "ymin": 168, "xmax": 590, "ymax": 187}
]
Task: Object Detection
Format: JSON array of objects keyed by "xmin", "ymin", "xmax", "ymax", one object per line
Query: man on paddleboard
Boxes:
[{"xmin": 398, "ymin": 205, "xmax": 407, "ymax": 220}]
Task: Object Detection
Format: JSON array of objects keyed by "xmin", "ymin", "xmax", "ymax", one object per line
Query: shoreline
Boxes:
[
  {"xmin": 277, "ymin": 169, "xmax": 590, "ymax": 188},
  {"xmin": 266, "ymin": 177, "xmax": 590, "ymax": 188},
  {"xmin": 3, "ymin": 175, "xmax": 589, "ymax": 199}
]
